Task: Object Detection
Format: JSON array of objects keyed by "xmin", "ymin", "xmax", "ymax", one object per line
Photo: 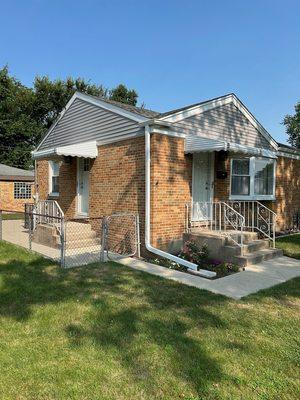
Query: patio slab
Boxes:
[{"xmin": 118, "ymin": 256, "xmax": 300, "ymax": 299}]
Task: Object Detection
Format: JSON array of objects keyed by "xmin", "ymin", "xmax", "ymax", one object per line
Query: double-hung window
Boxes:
[
  {"xmin": 49, "ymin": 161, "xmax": 60, "ymax": 196},
  {"xmin": 230, "ymin": 157, "xmax": 275, "ymax": 200}
]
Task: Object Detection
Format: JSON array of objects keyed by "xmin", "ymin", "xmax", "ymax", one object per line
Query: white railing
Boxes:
[
  {"xmin": 225, "ymin": 201, "xmax": 276, "ymax": 248},
  {"xmin": 185, "ymin": 200, "xmax": 277, "ymax": 249},
  {"xmin": 186, "ymin": 201, "xmax": 245, "ymax": 251},
  {"xmin": 34, "ymin": 200, "xmax": 64, "ymax": 234}
]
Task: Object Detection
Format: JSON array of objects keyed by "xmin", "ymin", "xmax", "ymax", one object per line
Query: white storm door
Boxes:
[
  {"xmin": 192, "ymin": 152, "xmax": 214, "ymax": 221},
  {"xmin": 77, "ymin": 158, "xmax": 90, "ymax": 215}
]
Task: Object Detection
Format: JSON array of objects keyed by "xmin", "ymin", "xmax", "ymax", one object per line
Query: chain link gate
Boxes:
[{"xmin": 102, "ymin": 213, "xmax": 140, "ymax": 261}]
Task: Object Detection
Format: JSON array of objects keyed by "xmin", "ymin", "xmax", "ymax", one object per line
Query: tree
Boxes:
[
  {"xmin": 0, "ymin": 66, "xmax": 42, "ymax": 168},
  {"xmin": 33, "ymin": 76, "xmax": 108, "ymax": 129},
  {"xmin": 109, "ymin": 84, "xmax": 138, "ymax": 106},
  {"xmin": 283, "ymin": 102, "xmax": 300, "ymax": 148},
  {"xmin": 0, "ymin": 66, "xmax": 140, "ymax": 168}
]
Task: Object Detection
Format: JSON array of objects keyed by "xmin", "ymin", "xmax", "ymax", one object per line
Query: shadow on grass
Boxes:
[
  {"xmin": 0, "ymin": 244, "xmax": 230, "ymax": 395},
  {"xmin": 1, "ymin": 241, "xmax": 299, "ymax": 397}
]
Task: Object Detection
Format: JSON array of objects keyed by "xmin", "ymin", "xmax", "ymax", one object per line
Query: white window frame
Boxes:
[
  {"xmin": 48, "ymin": 161, "xmax": 60, "ymax": 196},
  {"xmin": 230, "ymin": 156, "xmax": 276, "ymax": 200}
]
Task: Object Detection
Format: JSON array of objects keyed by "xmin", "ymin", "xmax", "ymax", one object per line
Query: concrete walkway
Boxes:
[{"xmin": 118, "ymin": 256, "xmax": 300, "ymax": 299}]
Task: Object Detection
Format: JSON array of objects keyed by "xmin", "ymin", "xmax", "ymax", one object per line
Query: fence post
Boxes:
[
  {"xmin": 0, "ymin": 210, "xmax": 2, "ymax": 241},
  {"xmin": 60, "ymin": 218, "xmax": 66, "ymax": 268},
  {"xmin": 28, "ymin": 212, "xmax": 32, "ymax": 250},
  {"xmin": 100, "ymin": 217, "xmax": 107, "ymax": 262},
  {"xmin": 136, "ymin": 214, "xmax": 141, "ymax": 258}
]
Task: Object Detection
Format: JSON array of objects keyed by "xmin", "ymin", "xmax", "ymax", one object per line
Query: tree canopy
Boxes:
[
  {"xmin": 0, "ymin": 66, "xmax": 139, "ymax": 168},
  {"xmin": 283, "ymin": 102, "xmax": 300, "ymax": 149}
]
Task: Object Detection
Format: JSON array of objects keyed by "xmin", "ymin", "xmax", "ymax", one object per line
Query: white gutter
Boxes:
[{"xmin": 144, "ymin": 124, "xmax": 199, "ymax": 272}]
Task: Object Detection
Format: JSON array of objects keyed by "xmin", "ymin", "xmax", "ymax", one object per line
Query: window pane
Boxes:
[
  {"xmin": 52, "ymin": 176, "xmax": 59, "ymax": 193},
  {"xmin": 232, "ymin": 159, "xmax": 249, "ymax": 175},
  {"xmin": 254, "ymin": 159, "xmax": 274, "ymax": 195},
  {"xmin": 52, "ymin": 161, "xmax": 60, "ymax": 176},
  {"xmin": 231, "ymin": 176, "xmax": 250, "ymax": 195}
]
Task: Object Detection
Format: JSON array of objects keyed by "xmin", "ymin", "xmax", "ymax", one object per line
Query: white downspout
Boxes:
[{"xmin": 144, "ymin": 124, "xmax": 198, "ymax": 271}]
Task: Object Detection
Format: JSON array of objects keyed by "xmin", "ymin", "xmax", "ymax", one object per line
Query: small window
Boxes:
[
  {"xmin": 14, "ymin": 182, "xmax": 32, "ymax": 199},
  {"xmin": 231, "ymin": 159, "xmax": 250, "ymax": 196},
  {"xmin": 49, "ymin": 161, "xmax": 60, "ymax": 195}
]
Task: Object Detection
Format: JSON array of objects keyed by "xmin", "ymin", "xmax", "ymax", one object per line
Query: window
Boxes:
[
  {"xmin": 49, "ymin": 161, "xmax": 60, "ymax": 195},
  {"xmin": 230, "ymin": 157, "xmax": 275, "ymax": 199},
  {"xmin": 231, "ymin": 159, "xmax": 250, "ymax": 196},
  {"xmin": 83, "ymin": 159, "xmax": 90, "ymax": 172},
  {"xmin": 14, "ymin": 182, "xmax": 32, "ymax": 199}
]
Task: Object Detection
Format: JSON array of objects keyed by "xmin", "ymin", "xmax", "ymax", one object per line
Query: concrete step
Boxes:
[
  {"xmin": 233, "ymin": 248, "xmax": 283, "ymax": 267},
  {"xmin": 65, "ymin": 237, "xmax": 101, "ymax": 249},
  {"xmin": 226, "ymin": 231, "xmax": 258, "ymax": 245},
  {"xmin": 223, "ymin": 239, "xmax": 270, "ymax": 257}
]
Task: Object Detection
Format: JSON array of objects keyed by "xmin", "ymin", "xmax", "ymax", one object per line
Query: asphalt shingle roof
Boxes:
[{"xmin": 0, "ymin": 164, "xmax": 34, "ymax": 179}]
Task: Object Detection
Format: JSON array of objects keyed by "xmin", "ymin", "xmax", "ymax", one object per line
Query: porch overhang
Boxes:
[
  {"xmin": 184, "ymin": 135, "xmax": 277, "ymax": 158},
  {"xmin": 32, "ymin": 141, "xmax": 98, "ymax": 160}
]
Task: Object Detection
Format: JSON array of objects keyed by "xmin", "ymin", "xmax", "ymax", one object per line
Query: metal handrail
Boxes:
[
  {"xmin": 34, "ymin": 200, "xmax": 64, "ymax": 234},
  {"xmin": 186, "ymin": 201, "xmax": 245, "ymax": 253},
  {"xmin": 225, "ymin": 201, "xmax": 277, "ymax": 248}
]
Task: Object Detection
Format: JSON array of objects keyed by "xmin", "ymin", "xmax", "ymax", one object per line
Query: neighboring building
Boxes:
[
  {"xmin": 32, "ymin": 92, "xmax": 300, "ymax": 266},
  {"xmin": 0, "ymin": 164, "xmax": 35, "ymax": 211}
]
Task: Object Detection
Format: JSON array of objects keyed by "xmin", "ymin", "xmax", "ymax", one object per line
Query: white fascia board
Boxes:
[
  {"xmin": 139, "ymin": 119, "xmax": 173, "ymax": 127},
  {"xmin": 278, "ymin": 151, "xmax": 300, "ymax": 160},
  {"xmin": 32, "ymin": 148, "xmax": 56, "ymax": 159},
  {"xmin": 159, "ymin": 94, "xmax": 278, "ymax": 151},
  {"xmin": 148, "ymin": 126, "xmax": 186, "ymax": 138},
  {"xmin": 76, "ymin": 92, "xmax": 148, "ymax": 123}
]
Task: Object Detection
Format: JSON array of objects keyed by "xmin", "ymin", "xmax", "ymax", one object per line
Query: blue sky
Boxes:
[{"xmin": 1, "ymin": 0, "xmax": 299, "ymax": 143}]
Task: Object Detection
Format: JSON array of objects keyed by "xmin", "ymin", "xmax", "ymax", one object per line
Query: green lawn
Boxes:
[
  {"xmin": 1, "ymin": 212, "xmax": 24, "ymax": 220},
  {"xmin": 0, "ymin": 242, "xmax": 299, "ymax": 400},
  {"xmin": 277, "ymin": 234, "xmax": 300, "ymax": 260}
]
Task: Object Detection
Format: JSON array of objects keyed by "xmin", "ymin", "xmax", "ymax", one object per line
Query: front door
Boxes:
[
  {"xmin": 192, "ymin": 152, "xmax": 214, "ymax": 221},
  {"xmin": 77, "ymin": 158, "xmax": 90, "ymax": 216}
]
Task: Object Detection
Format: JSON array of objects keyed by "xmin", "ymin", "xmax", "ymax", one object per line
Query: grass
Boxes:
[
  {"xmin": 0, "ymin": 242, "xmax": 299, "ymax": 400},
  {"xmin": 277, "ymin": 233, "xmax": 300, "ymax": 259},
  {"xmin": 1, "ymin": 212, "xmax": 24, "ymax": 220}
]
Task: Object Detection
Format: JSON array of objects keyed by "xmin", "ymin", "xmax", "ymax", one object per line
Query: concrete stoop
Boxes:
[
  {"xmin": 32, "ymin": 222, "xmax": 100, "ymax": 250},
  {"xmin": 184, "ymin": 229, "xmax": 283, "ymax": 267}
]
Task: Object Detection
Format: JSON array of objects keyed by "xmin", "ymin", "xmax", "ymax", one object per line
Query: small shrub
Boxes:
[{"xmin": 149, "ymin": 257, "xmax": 188, "ymax": 272}]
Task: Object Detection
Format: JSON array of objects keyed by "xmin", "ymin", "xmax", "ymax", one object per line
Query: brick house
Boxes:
[
  {"xmin": 0, "ymin": 164, "xmax": 34, "ymax": 211},
  {"xmin": 32, "ymin": 92, "xmax": 300, "ymax": 268}
]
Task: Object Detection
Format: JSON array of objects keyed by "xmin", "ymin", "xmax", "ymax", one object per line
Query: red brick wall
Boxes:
[
  {"xmin": 273, "ymin": 156, "xmax": 300, "ymax": 230},
  {"xmin": 36, "ymin": 159, "xmax": 77, "ymax": 218},
  {"xmin": 0, "ymin": 180, "xmax": 35, "ymax": 212},
  {"xmin": 151, "ymin": 134, "xmax": 192, "ymax": 250}
]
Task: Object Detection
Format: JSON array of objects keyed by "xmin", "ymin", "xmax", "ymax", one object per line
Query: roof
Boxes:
[
  {"xmin": 0, "ymin": 164, "xmax": 34, "ymax": 181},
  {"xmin": 35, "ymin": 91, "xmax": 279, "ymax": 153},
  {"xmin": 86, "ymin": 93, "xmax": 160, "ymax": 119}
]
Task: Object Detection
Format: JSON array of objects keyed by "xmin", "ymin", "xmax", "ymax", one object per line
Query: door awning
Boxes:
[
  {"xmin": 184, "ymin": 135, "xmax": 277, "ymax": 158},
  {"xmin": 32, "ymin": 141, "xmax": 98, "ymax": 159}
]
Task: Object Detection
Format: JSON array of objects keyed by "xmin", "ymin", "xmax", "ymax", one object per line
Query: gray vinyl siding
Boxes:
[
  {"xmin": 39, "ymin": 98, "xmax": 143, "ymax": 150},
  {"xmin": 172, "ymin": 102, "xmax": 272, "ymax": 150}
]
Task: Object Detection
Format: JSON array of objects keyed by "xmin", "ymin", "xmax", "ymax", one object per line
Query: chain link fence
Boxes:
[
  {"xmin": 104, "ymin": 213, "xmax": 140, "ymax": 261},
  {"xmin": 0, "ymin": 208, "xmax": 140, "ymax": 268}
]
